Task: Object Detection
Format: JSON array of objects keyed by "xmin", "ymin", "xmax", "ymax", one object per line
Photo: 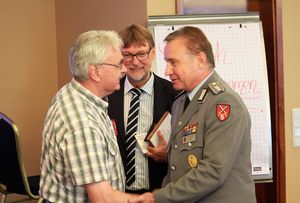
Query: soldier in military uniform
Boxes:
[{"xmin": 129, "ymin": 26, "xmax": 257, "ymax": 203}]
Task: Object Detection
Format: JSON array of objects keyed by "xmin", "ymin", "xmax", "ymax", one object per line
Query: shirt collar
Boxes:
[
  {"xmin": 70, "ymin": 78, "xmax": 108, "ymax": 109},
  {"xmin": 187, "ymin": 70, "xmax": 214, "ymax": 100},
  {"xmin": 124, "ymin": 72, "xmax": 154, "ymax": 95}
]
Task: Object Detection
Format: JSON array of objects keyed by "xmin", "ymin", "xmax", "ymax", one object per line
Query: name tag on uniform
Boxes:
[
  {"xmin": 182, "ymin": 123, "xmax": 198, "ymax": 144},
  {"xmin": 183, "ymin": 134, "xmax": 196, "ymax": 144}
]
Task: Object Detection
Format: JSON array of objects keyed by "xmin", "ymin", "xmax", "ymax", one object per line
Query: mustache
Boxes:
[{"xmin": 127, "ymin": 64, "xmax": 144, "ymax": 69}]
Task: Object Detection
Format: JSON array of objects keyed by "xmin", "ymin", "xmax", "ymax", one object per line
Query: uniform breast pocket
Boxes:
[
  {"xmin": 179, "ymin": 134, "xmax": 204, "ymax": 168},
  {"xmin": 180, "ymin": 140, "xmax": 204, "ymax": 153}
]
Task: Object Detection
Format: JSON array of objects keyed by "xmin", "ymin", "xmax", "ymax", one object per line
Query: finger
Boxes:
[
  {"xmin": 147, "ymin": 145, "xmax": 155, "ymax": 153},
  {"xmin": 128, "ymin": 197, "xmax": 141, "ymax": 203},
  {"xmin": 146, "ymin": 148, "xmax": 155, "ymax": 159},
  {"xmin": 157, "ymin": 131, "xmax": 167, "ymax": 145}
]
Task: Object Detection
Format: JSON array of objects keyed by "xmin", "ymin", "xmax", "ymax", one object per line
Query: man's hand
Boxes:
[
  {"xmin": 128, "ymin": 192, "xmax": 155, "ymax": 203},
  {"xmin": 146, "ymin": 131, "xmax": 167, "ymax": 162}
]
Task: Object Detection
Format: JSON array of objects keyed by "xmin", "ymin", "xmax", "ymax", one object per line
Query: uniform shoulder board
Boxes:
[
  {"xmin": 174, "ymin": 90, "xmax": 185, "ymax": 100},
  {"xmin": 208, "ymin": 82, "xmax": 225, "ymax": 95}
]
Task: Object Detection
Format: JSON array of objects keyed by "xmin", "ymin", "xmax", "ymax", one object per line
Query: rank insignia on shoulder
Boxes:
[
  {"xmin": 216, "ymin": 104, "xmax": 231, "ymax": 121},
  {"xmin": 198, "ymin": 88, "xmax": 208, "ymax": 103},
  {"xmin": 208, "ymin": 82, "xmax": 225, "ymax": 95}
]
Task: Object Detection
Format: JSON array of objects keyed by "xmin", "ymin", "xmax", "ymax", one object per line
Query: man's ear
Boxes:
[
  {"xmin": 88, "ymin": 64, "xmax": 101, "ymax": 81},
  {"xmin": 152, "ymin": 47, "xmax": 156, "ymax": 55},
  {"xmin": 149, "ymin": 47, "xmax": 156, "ymax": 60},
  {"xmin": 196, "ymin": 52, "xmax": 207, "ymax": 69}
]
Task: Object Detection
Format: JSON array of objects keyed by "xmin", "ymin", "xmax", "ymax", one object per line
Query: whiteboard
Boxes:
[{"xmin": 148, "ymin": 13, "xmax": 272, "ymax": 181}]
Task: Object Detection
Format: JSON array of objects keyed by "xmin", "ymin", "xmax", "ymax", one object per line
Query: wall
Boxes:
[
  {"xmin": 0, "ymin": 1, "xmax": 57, "ymax": 201},
  {"xmin": 147, "ymin": 0, "xmax": 175, "ymax": 16},
  {"xmin": 0, "ymin": 0, "xmax": 57, "ymax": 176},
  {"xmin": 282, "ymin": 0, "xmax": 300, "ymax": 202},
  {"xmin": 56, "ymin": 0, "xmax": 147, "ymax": 87}
]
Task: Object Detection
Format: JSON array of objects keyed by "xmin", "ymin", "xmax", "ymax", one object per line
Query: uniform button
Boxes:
[
  {"xmin": 174, "ymin": 144, "xmax": 178, "ymax": 149},
  {"xmin": 171, "ymin": 166, "xmax": 176, "ymax": 171},
  {"xmin": 188, "ymin": 142, "xmax": 192, "ymax": 147},
  {"xmin": 178, "ymin": 121, "xmax": 182, "ymax": 126}
]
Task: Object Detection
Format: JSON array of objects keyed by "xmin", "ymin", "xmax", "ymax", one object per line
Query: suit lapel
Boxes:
[
  {"xmin": 113, "ymin": 78, "xmax": 126, "ymax": 145},
  {"xmin": 153, "ymin": 74, "xmax": 165, "ymax": 123}
]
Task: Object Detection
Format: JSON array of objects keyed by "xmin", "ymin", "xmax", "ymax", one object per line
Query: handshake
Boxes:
[{"xmin": 128, "ymin": 192, "xmax": 155, "ymax": 203}]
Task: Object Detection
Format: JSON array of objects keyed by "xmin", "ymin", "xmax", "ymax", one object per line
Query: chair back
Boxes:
[{"xmin": 0, "ymin": 112, "xmax": 32, "ymax": 195}]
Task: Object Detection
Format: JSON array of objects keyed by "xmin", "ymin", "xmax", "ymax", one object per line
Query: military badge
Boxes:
[
  {"xmin": 188, "ymin": 154, "xmax": 198, "ymax": 168},
  {"xmin": 182, "ymin": 123, "xmax": 198, "ymax": 144},
  {"xmin": 216, "ymin": 104, "xmax": 231, "ymax": 121},
  {"xmin": 183, "ymin": 123, "xmax": 198, "ymax": 136}
]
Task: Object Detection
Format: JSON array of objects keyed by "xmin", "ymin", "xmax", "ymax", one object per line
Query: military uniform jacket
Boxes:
[
  {"xmin": 154, "ymin": 71, "xmax": 256, "ymax": 203},
  {"xmin": 107, "ymin": 73, "xmax": 179, "ymax": 191}
]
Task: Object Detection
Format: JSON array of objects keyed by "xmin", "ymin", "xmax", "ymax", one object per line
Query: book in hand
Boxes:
[{"xmin": 146, "ymin": 112, "xmax": 171, "ymax": 147}]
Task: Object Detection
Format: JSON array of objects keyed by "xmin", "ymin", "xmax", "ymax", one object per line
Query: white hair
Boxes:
[{"xmin": 69, "ymin": 30, "xmax": 123, "ymax": 81}]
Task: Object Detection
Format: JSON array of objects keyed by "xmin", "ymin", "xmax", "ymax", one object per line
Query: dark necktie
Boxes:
[
  {"xmin": 125, "ymin": 88, "xmax": 142, "ymax": 187},
  {"xmin": 183, "ymin": 94, "xmax": 190, "ymax": 112}
]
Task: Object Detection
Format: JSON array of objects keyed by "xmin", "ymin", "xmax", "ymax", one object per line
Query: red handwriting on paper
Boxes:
[
  {"xmin": 227, "ymin": 79, "xmax": 264, "ymax": 112},
  {"xmin": 227, "ymin": 79, "xmax": 262, "ymax": 100},
  {"xmin": 214, "ymin": 40, "xmax": 231, "ymax": 65}
]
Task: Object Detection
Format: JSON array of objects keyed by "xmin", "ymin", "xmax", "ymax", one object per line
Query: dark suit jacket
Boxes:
[{"xmin": 107, "ymin": 73, "xmax": 179, "ymax": 191}]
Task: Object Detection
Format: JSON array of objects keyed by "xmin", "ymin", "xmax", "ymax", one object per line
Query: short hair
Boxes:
[
  {"xmin": 119, "ymin": 24, "xmax": 155, "ymax": 49},
  {"xmin": 69, "ymin": 30, "xmax": 123, "ymax": 81},
  {"xmin": 164, "ymin": 26, "xmax": 215, "ymax": 68}
]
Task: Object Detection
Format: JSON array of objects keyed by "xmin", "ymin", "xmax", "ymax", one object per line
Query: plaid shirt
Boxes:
[{"xmin": 39, "ymin": 79, "xmax": 125, "ymax": 203}]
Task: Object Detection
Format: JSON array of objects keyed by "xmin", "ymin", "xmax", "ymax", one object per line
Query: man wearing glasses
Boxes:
[
  {"xmin": 108, "ymin": 24, "xmax": 179, "ymax": 194},
  {"xmin": 40, "ymin": 30, "xmax": 138, "ymax": 203}
]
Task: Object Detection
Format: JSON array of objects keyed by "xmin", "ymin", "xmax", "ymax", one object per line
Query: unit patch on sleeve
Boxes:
[{"xmin": 216, "ymin": 104, "xmax": 231, "ymax": 121}]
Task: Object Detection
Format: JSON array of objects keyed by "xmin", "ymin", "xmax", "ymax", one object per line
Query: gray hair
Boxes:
[{"xmin": 69, "ymin": 30, "xmax": 123, "ymax": 81}]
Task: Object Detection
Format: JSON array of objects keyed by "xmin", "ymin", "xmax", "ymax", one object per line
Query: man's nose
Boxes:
[
  {"xmin": 165, "ymin": 63, "xmax": 173, "ymax": 76},
  {"xmin": 131, "ymin": 55, "xmax": 141, "ymax": 65}
]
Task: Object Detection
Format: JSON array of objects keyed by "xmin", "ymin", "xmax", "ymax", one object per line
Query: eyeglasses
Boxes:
[
  {"xmin": 96, "ymin": 60, "xmax": 124, "ymax": 69},
  {"xmin": 122, "ymin": 48, "xmax": 152, "ymax": 62}
]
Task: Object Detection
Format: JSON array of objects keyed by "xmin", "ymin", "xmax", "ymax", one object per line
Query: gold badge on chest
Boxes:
[{"xmin": 188, "ymin": 154, "xmax": 198, "ymax": 168}]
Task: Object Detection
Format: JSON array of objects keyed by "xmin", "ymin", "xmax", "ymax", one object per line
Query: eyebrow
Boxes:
[{"xmin": 164, "ymin": 57, "xmax": 175, "ymax": 61}]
